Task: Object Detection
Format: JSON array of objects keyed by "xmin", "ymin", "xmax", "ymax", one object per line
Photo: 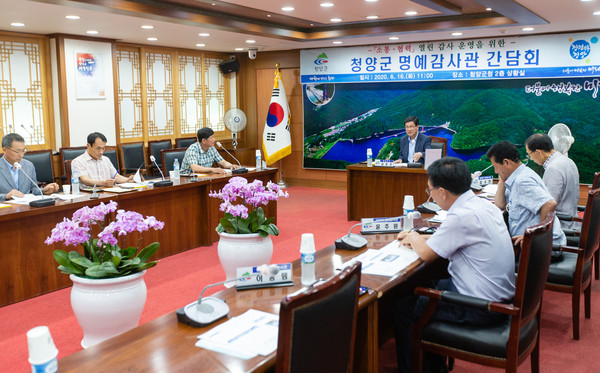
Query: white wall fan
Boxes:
[
  {"xmin": 223, "ymin": 108, "xmax": 247, "ymax": 149},
  {"xmin": 548, "ymin": 123, "xmax": 575, "ymax": 157}
]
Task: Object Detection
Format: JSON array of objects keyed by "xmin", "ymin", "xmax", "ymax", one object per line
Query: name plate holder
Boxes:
[{"xmin": 235, "ymin": 263, "xmax": 294, "ymax": 290}]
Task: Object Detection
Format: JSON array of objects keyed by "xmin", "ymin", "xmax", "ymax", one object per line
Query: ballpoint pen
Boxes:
[{"xmin": 112, "ymin": 170, "xmax": 119, "ymax": 179}]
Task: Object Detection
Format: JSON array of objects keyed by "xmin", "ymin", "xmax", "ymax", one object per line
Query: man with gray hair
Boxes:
[{"xmin": 0, "ymin": 133, "xmax": 59, "ymax": 201}]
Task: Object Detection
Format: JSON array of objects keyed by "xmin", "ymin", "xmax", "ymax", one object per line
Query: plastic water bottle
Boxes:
[
  {"xmin": 173, "ymin": 158, "xmax": 180, "ymax": 179},
  {"xmin": 300, "ymin": 233, "xmax": 316, "ymax": 286},
  {"xmin": 366, "ymin": 148, "xmax": 373, "ymax": 167},
  {"xmin": 403, "ymin": 195, "xmax": 415, "ymax": 231},
  {"xmin": 255, "ymin": 150, "xmax": 262, "ymax": 170},
  {"xmin": 71, "ymin": 170, "xmax": 80, "ymax": 195}
]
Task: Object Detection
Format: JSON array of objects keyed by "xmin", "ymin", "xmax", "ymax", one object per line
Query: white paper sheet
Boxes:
[
  {"xmin": 6, "ymin": 194, "xmax": 50, "ymax": 205},
  {"xmin": 352, "ymin": 240, "xmax": 420, "ymax": 276},
  {"xmin": 51, "ymin": 193, "xmax": 87, "ymax": 200}
]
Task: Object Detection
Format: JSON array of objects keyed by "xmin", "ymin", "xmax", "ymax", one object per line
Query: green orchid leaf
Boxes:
[
  {"xmin": 137, "ymin": 242, "xmax": 159, "ymax": 263},
  {"xmin": 111, "ymin": 255, "xmax": 121, "ymax": 267},
  {"xmin": 85, "ymin": 262, "xmax": 119, "ymax": 278},
  {"xmin": 68, "ymin": 251, "xmax": 95, "ymax": 268}
]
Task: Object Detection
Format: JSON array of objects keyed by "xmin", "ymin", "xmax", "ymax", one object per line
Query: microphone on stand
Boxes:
[
  {"xmin": 177, "ymin": 264, "xmax": 280, "ymax": 327},
  {"xmin": 216, "ymin": 141, "xmax": 247, "ymax": 174},
  {"xmin": 14, "ymin": 162, "xmax": 55, "ymax": 207},
  {"xmin": 471, "ymin": 163, "xmax": 493, "ymax": 191},
  {"xmin": 22, "ymin": 124, "xmax": 58, "ymax": 154},
  {"xmin": 149, "ymin": 155, "xmax": 172, "ymax": 187},
  {"xmin": 335, "ymin": 212, "xmax": 422, "ymax": 250}
]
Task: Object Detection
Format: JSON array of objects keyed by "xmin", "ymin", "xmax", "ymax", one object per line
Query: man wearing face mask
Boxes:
[{"xmin": 0, "ymin": 133, "xmax": 59, "ymax": 201}]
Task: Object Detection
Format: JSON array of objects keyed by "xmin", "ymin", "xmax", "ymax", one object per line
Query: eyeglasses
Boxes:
[
  {"xmin": 5, "ymin": 147, "xmax": 27, "ymax": 155},
  {"xmin": 425, "ymin": 186, "xmax": 439, "ymax": 196},
  {"xmin": 525, "ymin": 149, "xmax": 534, "ymax": 159},
  {"xmin": 405, "ymin": 125, "xmax": 417, "ymax": 129}
]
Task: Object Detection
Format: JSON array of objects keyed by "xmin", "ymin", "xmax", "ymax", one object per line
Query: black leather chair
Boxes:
[
  {"xmin": 148, "ymin": 140, "xmax": 172, "ymax": 174},
  {"xmin": 104, "ymin": 149, "xmax": 119, "ymax": 171},
  {"xmin": 275, "ymin": 261, "xmax": 361, "ymax": 373},
  {"xmin": 161, "ymin": 148, "xmax": 187, "ymax": 176},
  {"xmin": 23, "ymin": 149, "xmax": 54, "ymax": 185},
  {"xmin": 411, "ymin": 214, "xmax": 554, "ymax": 373},
  {"xmin": 175, "ymin": 137, "xmax": 196, "ymax": 149},
  {"xmin": 429, "ymin": 136, "xmax": 447, "ymax": 157},
  {"xmin": 59, "ymin": 146, "xmax": 87, "ymax": 182},
  {"xmin": 119, "ymin": 142, "xmax": 146, "ymax": 175},
  {"xmin": 545, "ymin": 188, "xmax": 600, "ymax": 340}
]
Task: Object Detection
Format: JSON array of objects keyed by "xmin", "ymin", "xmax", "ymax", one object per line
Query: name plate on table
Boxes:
[
  {"xmin": 361, "ymin": 217, "xmax": 403, "ymax": 234},
  {"xmin": 478, "ymin": 175, "xmax": 493, "ymax": 185},
  {"xmin": 235, "ymin": 263, "xmax": 294, "ymax": 290},
  {"xmin": 373, "ymin": 159, "xmax": 395, "ymax": 167}
]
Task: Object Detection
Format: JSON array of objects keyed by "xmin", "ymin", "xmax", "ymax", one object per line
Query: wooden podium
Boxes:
[{"xmin": 346, "ymin": 163, "xmax": 429, "ymax": 221}]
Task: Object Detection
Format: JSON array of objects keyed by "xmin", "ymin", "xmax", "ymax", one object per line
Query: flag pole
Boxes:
[{"xmin": 277, "ymin": 159, "xmax": 287, "ymax": 189}]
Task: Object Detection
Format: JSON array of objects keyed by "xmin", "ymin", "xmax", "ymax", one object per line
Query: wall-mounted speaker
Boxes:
[{"xmin": 219, "ymin": 58, "xmax": 240, "ymax": 75}]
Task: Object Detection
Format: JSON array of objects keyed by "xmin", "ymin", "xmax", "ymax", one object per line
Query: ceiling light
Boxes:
[
  {"xmin": 581, "ymin": 0, "xmax": 593, "ymax": 2},
  {"xmin": 389, "ymin": 36, "xmax": 399, "ymax": 40},
  {"xmin": 320, "ymin": 2, "xmax": 334, "ymax": 7},
  {"xmin": 147, "ymin": 37, "xmax": 158, "ymax": 41},
  {"xmin": 333, "ymin": 41, "xmax": 342, "ymax": 44},
  {"xmin": 141, "ymin": 25, "xmax": 154, "ymax": 29},
  {"xmin": 10, "ymin": 22, "xmax": 25, "ymax": 27},
  {"xmin": 65, "ymin": 15, "xmax": 80, "ymax": 20},
  {"xmin": 282, "ymin": 6, "xmax": 294, "ymax": 11},
  {"xmin": 594, "ymin": 11, "xmax": 600, "ymax": 15},
  {"xmin": 86, "ymin": 30, "xmax": 98, "ymax": 35},
  {"xmin": 235, "ymin": 48, "xmax": 244, "ymax": 51},
  {"xmin": 405, "ymin": 11, "xmax": 418, "ymax": 16},
  {"xmin": 198, "ymin": 33, "xmax": 210, "ymax": 37},
  {"xmin": 366, "ymin": 15, "xmax": 379, "ymax": 19},
  {"xmin": 486, "ymin": 8, "xmax": 492, "ymax": 11},
  {"xmin": 330, "ymin": 18, "xmax": 342, "ymax": 22},
  {"xmin": 522, "ymin": 27, "xmax": 534, "ymax": 31},
  {"xmin": 452, "ymin": 32, "xmax": 463, "ymax": 36},
  {"xmin": 267, "ymin": 14, "xmax": 272, "ymax": 17},
  {"xmin": 246, "ymin": 40, "xmax": 256, "ymax": 44},
  {"xmin": 365, "ymin": 0, "xmax": 378, "ymax": 2},
  {"xmin": 196, "ymin": 43, "xmax": 206, "ymax": 47}
]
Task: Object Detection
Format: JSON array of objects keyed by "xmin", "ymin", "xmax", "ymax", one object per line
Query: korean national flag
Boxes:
[{"xmin": 262, "ymin": 69, "xmax": 291, "ymax": 165}]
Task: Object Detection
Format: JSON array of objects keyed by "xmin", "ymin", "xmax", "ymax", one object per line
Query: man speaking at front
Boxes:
[
  {"xmin": 394, "ymin": 116, "xmax": 431, "ymax": 164},
  {"xmin": 393, "ymin": 157, "xmax": 515, "ymax": 372}
]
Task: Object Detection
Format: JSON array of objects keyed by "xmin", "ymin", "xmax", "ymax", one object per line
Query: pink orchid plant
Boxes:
[
  {"xmin": 45, "ymin": 201, "xmax": 164, "ymax": 279},
  {"xmin": 209, "ymin": 177, "xmax": 289, "ymax": 237}
]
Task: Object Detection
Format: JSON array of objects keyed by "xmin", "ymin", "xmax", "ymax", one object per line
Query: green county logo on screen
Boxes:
[{"xmin": 313, "ymin": 53, "xmax": 329, "ymax": 72}]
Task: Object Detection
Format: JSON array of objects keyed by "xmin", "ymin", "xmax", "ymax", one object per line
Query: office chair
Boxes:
[
  {"xmin": 429, "ymin": 136, "xmax": 447, "ymax": 157},
  {"xmin": 119, "ymin": 142, "xmax": 146, "ymax": 175},
  {"xmin": 161, "ymin": 148, "xmax": 187, "ymax": 176},
  {"xmin": 275, "ymin": 261, "xmax": 361, "ymax": 373},
  {"xmin": 23, "ymin": 149, "xmax": 54, "ymax": 185},
  {"xmin": 545, "ymin": 188, "xmax": 600, "ymax": 340},
  {"xmin": 175, "ymin": 136, "xmax": 197, "ymax": 149},
  {"xmin": 148, "ymin": 139, "xmax": 172, "ymax": 174},
  {"xmin": 59, "ymin": 146, "xmax": 86, "ymax": 182},
  {"xmin": 411, "ymin": 213, "xmax": 554, "ymax": 373},
  {"xmin": 104, "ymin": 148, "xmax": 119, "ymax": 171}
]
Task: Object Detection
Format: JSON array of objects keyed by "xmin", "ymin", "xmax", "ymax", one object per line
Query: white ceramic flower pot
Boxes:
[
  {"xmin": 70, "ymin": 271, "xmax": 147, "ymax": 348},
  {"xmin": 217, "ymin": 233, "xmax": 273, "ymax": 287}
]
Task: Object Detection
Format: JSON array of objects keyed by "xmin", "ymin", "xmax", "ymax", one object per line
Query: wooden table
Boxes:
[
  {"xmin": 0, "ymin": 168, "xmax": 278, "ymax": 307},
  {"xmin": 346, "ymin": 163, "xmax": 429, "ymax": 221},
  {"xmin": 58, "ymin": 232, "xmax": 446, "ymax": 373}
]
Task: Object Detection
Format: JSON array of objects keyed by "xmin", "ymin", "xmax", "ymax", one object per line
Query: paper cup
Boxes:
[
  {"xmin": 62, "ymin": 185, "xmax": 71, "ymax": 194},
  {"xmin": 300, "ymin": 233, "xmax": 315, "ymax": 254},
  {"xmin": 403, "ymin": 195, "xmax": 415, "ymax": 212},
  {"xmin": 27, "ymin": 326, "xmax": 58, "ymax": 368},
  {"xmin": 169, "ymin": 171, "xmax": 175, "ymax": 179}
]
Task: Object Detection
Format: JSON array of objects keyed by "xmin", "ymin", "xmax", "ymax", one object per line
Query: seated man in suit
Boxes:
[
  {"xmin": 525, "ymin": 133, "xmax": 580, "ymax": 230},
  {"xmin": 71, "ymin": 132, "xmax": 134, "ymax": 187},
  {"xmin": 487, "ymin": 140, "xmax": 566, "ymax": 247},
  {"xmin": 181, "ymin": 127, "xmax": 240, "ymax": 174},
  {"xmin": 394, "ymin": 157, "xmax": 515, "ymax": 372},
  {"xmin": 0, "ymin": 133, "xmax": 59, "ymax": 201},
  {"xmin": 393, "ymin": 115, "xmax": 431, "ymax": 164}
]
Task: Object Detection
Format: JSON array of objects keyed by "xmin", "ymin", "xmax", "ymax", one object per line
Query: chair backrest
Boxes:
[
  {"xmin": 593, "ymin": 172, "xmax": 599, "ymax": 189},
  {"xmin": 119, "ymin": 142, "xmax": 145, "ymax": 174},
  {"xmin": 59, "ymin": 146, "xmax": 86, "ymax": 176},
  {"xmin": 104, "ymin": 149, "xmax": 119, "ymax": 171},
  {"xmin": 161, "ymin": 148, "xmax": 187, "ymax": 176},
  {"xmin": 275, "ymin": 261, "xmax": 361, "ymax": 373},
  {"xmin": 175, "ymin": 137, "xmax": 197, "ymax": 149},
  {"xmin": 579, "ymin": 188, "xmax": 600, "ymax": 261},
  {"xmin": 430, "ymin": 136, "xmax": 447, "ymax": 157},
  {"xmin": 148, "ymin": 140, "xmax": 172, "ymax": 168},
  {"xmin": 515, "ymin": 213, "xmax": 554, "ymax": 326},
  {"xmin": 23, "ymin": 149, "xmax": 54, "ymax": 184}
]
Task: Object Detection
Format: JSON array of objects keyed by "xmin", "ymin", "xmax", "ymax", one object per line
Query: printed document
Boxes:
[{"xmin": 353, "ymin": 240, "xmax": 420, "ymax": 276}]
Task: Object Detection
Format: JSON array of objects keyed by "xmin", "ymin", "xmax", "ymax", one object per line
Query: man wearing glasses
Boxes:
[
  {"xmin": 394, "ymin": 116, "xmax": 431, "ymax": 164},
  {"xmin": 0, "ymin": 133, "xmax": 59, "ymax": 201},
  {"xmin": 394, "ymin": 157, "xmax": 515, "ymax": 372}
]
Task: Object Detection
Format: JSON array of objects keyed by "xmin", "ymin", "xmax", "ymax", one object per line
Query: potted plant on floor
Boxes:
[
  {"xmin": 45, "ymin": 200, "xmax": 164, "ymax": 348},
  {"xmin": 210, "ymin": 177, "xmax": 288, "ymax": 285}
]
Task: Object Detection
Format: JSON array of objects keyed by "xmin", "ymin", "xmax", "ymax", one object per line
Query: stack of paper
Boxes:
[
  {"xmin": 351, "ymin": 240, "xmax": 420, "ymax": 276},
  {"xmin": 6, "ymin": 194, "xmax": 49, "ymax": 205},
  {"xmin": 196, "ymin": 309, "xmax": 279, "ymax": 359}
]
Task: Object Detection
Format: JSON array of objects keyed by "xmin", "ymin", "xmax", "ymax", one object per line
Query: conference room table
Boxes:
[
  {"xmin": 58, "ymin": 228, "xmax": 446, "ymax": 373},
  {"xmin": 346, "ymin": 163, "xmax": 429, "ymax": 221},
  {"xmin": 0, "ymin": 168, "xmax": 278, "ymax": 307}
]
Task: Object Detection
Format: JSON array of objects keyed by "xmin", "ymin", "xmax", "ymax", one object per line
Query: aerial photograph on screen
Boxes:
[{"xmin": 302, "ymin": 78, "xmax": 600, "ymax": 183}]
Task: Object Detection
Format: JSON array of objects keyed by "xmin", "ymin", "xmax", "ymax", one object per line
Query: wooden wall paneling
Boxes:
[{"xmin": 54, "ymin": 36, "xmax": 70, "ymax": 147}]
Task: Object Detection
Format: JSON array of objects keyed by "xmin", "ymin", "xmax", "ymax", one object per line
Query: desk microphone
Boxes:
[
  {"xmin": 177, "ymin": 264, "xmax": 279, "ymax": 327},
  {"xmin": 21, "ymin": 124, "xmax": 58, "ymax": 154},
  {"xmin": 14, "ymin": 162, "xmax": 55, "ymax": 207},
  {"xmin": 149, "ymin": 155, "xmax": 172, "ymax": 187},
  {"xmin": 216, "ymin": 142, "xmax": 247, "ymax": 174},
  {"xmin": 335, "ymin": 222, "xmax": 369, "ymax": 250}
]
